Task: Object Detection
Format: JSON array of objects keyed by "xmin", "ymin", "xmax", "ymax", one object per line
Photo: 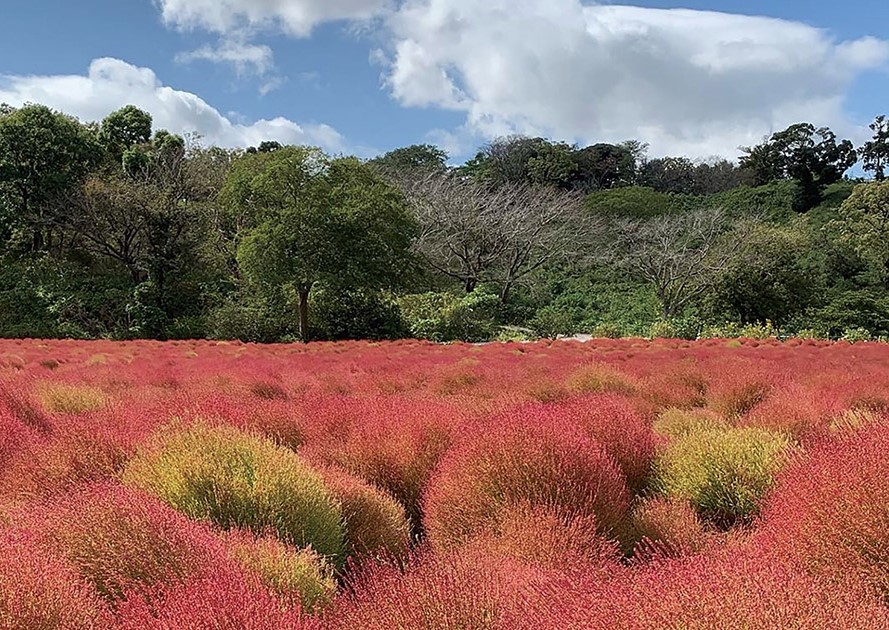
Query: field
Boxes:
[{"xmin": 2, "ymin": 337, "xmax": 889, "ymax": 628}]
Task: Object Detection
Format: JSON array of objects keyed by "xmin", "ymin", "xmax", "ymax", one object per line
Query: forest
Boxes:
[{"xmin": 2, "ymin": 102, "xmax": 889, "ymax": 342}]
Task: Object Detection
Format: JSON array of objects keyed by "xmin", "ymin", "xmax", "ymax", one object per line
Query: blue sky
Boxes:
[{"xmin": 1, "ymin": 1, "xmax": 887, "ymax": 161}]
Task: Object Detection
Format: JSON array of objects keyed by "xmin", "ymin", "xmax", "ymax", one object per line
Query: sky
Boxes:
[{"xmin": 0, "ymin": 1, "xmax": 887, "ymax": 162}]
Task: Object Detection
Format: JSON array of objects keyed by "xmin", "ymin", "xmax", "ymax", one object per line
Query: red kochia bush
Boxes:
[
  {"xmin": 116, "ymin": 568, "xmax": 318, "ymax": 630},
  {"xmin": 514, "ymin": 547, "xmax": 889, "ymax": 629},
  {"xmin": 423, "ymin": 414, "xmax": 631, "ymax": 551},
  {"xmin": 0, "ymin": 405, "xmax": 37, "ymax": 470},
  {"xmin": 19, "ymin": 483, "xmax": 221, "ymax": 603},
  {"xmin": 0, "ymin": 527, "xmax": 109, "ymax": 630},
  {"xmin": 328, "ymin": 547, "xmax": 545, "ymax": 630},
  {"xmin": 544, "ymin": 395, "xmax": 657, "ymax": 495},
  {"xmin": 299, "ymin": 395, "xmax": 457, "ymax": 531},
  {"xmin": 758, "ymin": 422, "xmax": 889, "ymax": 599}
]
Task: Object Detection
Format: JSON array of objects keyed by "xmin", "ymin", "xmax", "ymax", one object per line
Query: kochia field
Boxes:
[{"xmin": 1, "ymin": 337, "xmax": 888, "ymax": 629}]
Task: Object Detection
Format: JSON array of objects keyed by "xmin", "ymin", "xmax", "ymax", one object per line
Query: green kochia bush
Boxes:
[
  {"xmin": 654, "ymin": 427, "xmax": 793, "ymax": 528},
  {"xmin": 122, "ymin": 424, "xmax": 346, "ymax": 563}
]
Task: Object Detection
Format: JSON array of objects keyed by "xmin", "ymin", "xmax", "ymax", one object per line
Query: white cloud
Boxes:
[
  {"xmin": 175, "ymin": 39, "xmax": 275, "ymax": 76},
  {"xmin": 378, "ymin": 1, "xmax": 889, "ymax": 158},
  {"xmin": 156, "ymin": 0, "xmax": 392, "ymax": 37},
  {"xmin": 0, "ymin": 58, "xmax": 347, "ymax": 151}
]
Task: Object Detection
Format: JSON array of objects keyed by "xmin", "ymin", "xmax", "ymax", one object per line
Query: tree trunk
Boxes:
[
  {"xmin": 298, "ymin": 284, "xmax": 311, "ymax": 343},
  {"xmin": 500, "ymin": 282, "xmax": 512, "ymax": 303},
  {"xmin": 464, "ymin": 278, "xmax": 477, "ymax": 293}
]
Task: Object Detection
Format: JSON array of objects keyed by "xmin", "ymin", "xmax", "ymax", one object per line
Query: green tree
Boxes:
[
  {"xmin": 370, "ymin": 144, "xmax": 448, "ymax": 174},
  {"xmin": 100, "ymin": 105, "xmax": 153, "ymax": 157},
  {"xmin": 708, "ymin": 223, "xmax": 814, "ymax": 325},
  {"xmin": 832, "ymin": 181, "xmax": 889, "ymax": 285},
  {"xmin": 862, "ymin": 115, "xmax": 889, "ymax": 181},
  {"xmin": 740, "ymin": 123, "xmax": 857, "ymax": 212},
  {"xmin": 233, "ymin": 148, "xmax": 417, "ymax": 341},
  {"xmin": 0, "ymin": 104, "xmax": 100, "ymax": 252}
]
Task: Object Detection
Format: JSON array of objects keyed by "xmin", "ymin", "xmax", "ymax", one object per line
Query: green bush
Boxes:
[
  {"xmin": 207, "ymin": 298, "xmax": 293, "ymax": 343},
  {"xmin": 654, "ymin": 427, "xmax": 793, "ymax": 528},
  {"xmin": 397, "ymin": 290, "xmax": 501, "ymax": 342},
  {"xmin": 530, "ymin": 306, "xmax": 579, "ymax": 339},
  {"xmin": 310, "ymin": 287, "xmax": 408, "ymax": 341},
  {"xmin": 122, "ymin": 424, "xmax": 346, "ymax": 563}
]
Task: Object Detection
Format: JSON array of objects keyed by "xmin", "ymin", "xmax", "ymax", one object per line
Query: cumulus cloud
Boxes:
[
  {"xmin": 378, "ymin": 0, "xmax": 889, "ymax": 158},
  {"xmin": 0, "ymin": 58, "xmax": 347, "ymax": 151},
  {"xmin": 156, "ymin": 0, "xmax": 392, "ymax": 37}
]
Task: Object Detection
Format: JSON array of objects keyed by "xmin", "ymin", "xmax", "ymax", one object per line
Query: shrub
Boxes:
[
  {"xmin": 122, "ymin": 424, "xmax": 345, "ymax": 562},
  {"xmin": 758, "ymin": 423, "xmax": 889, "ymax": 600},
  {"xmin": 299, "ymin": 396, "xmax": 455, "ymax": 535},
  {"xmin": 225, "ymin": 530, "xmax": 335, "ymax": 612},
  {"xmin": 708, "ymin": 377, "xmax": 772, "ymax": 419},
  {"xmin": 116, "ymin": 568, "xmax": 317, "ymax": 630},
  {"xmin": 316, "ymin": 466, "xmax": 411, "ymax": 561},
  {"xmin": 517, "ymin": 547, "xmax": 889, "ymax": 629},
  {"xmin": 423, "ymin": 415, "xmax": 631, "ymax": 551},
  {"xmin": 565, "ymin": 363, "xmax": 636, "ymax": 395},
  {"xmin": 397, "ymin": 291, "xmax": 501, "ymax": 342},
  {"xmin": 329, "ymin": 548, "xmax": 541, "ymax": 630},
  {"xmin": 20, "ymin": 483, "xmax": 219, "ymax": 603},
  {"xmin": 1, "ymin": 415, "xmax": 140, "ymax": 500},
  {"xmin": 653, "ymin": 408, "xmax": 729, "ymax": 439},
  {"xmin": 36, "ymin": 384, "xmax": 106, "ymax": 414},
  {"xmin": 310, "ymin": 287, "xmax": 408, "ymax": 341},
  {"xmin": 465, "ymin": 503, "xmax": 621, "ymax": 572},
  {"xmin": 0, "ymin": 527, "xmax": 109, "ymax": 630},
  {"xmin": 653, "ymin": 427, "xmax": 793, "ymax": 528},
  {"xmin": 529, "ymin": 306, "xmax": 579, "ymax": 340},
  {"xmin": 630, "ymin": 497, "xmax": 709, "ymax": 560},
  {"xmin": 543, "ymin": 395, "xmax": 657, "ymax": 495}
]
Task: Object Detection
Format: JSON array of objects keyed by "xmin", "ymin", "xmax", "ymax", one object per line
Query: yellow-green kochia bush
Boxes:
[
  {"xmin": 653, "ymin": 426, "xmax": 793, "ymax": 528},
  {"xmin": 122, "ymin": 423, "xmax": 345, "ymax": 562}
]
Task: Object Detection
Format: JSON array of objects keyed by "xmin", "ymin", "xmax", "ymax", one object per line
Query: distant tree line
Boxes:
[{"xmin": 2, "ymin": 101, "xmax": 889, "ymax": 342}]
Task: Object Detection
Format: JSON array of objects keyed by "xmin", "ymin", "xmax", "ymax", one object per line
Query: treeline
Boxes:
[{"xmin": 2, "ymin": 102, "xmax": 889, "ymax": 342}]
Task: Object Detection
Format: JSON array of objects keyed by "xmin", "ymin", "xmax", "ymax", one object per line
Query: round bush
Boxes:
[
  {"xmin": 630, "ymin": 497, "xmax": 709, "ymax": 560},
  {"xmin": 225, "ymin": 530, "xmax": 335, "ymax": 612},
  {"xmin": 758, "ymin": 423, "xmax": 889, "ymax": 599},
  {"xmin": 545, "ymin": 395, "xmax": 657, "ymax": 495},
  {"xmin": 20, "ymin": 483, "xmax": 220, "ymax": 602},
  {"xmin": 654, "ymin": 427, "xmax": 792, "ymax": 528},
  {"xmin": 122, "ymin": 423, "xmax": 345, "ymax": 562},
  {"xmin": 317, "ymin": 466, "xmax": 411, "ymax": 561},
  {"xmin": 423, "ymin": 415, "xmax": 631, "ymax": 550},
  {"xmin": 116, "ymin": 568, "xmax": 317, "ymax": 630},
  {"xmin": 299, "ymin": 395, "xmax": 455, "ymax": 534},
  {"xmin": 0, "ymin": 527, "xmax": 108, "ymax": 630}
]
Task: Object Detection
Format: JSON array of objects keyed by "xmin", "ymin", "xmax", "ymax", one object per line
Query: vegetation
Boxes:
[
  {"xmin": 2, "ymin": 102, "xmax": 889, "ymax": 342},
  {"xmin": 0, "ymin": 337, "xmax": 888, "ymax": 626}
]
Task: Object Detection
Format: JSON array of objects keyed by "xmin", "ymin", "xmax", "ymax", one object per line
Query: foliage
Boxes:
[
  {"xmin": 397, "ymin": 290, "xmax": 502, "ymax": 342},
  {"xmin": 122, "ymin": 423, "xmax": 346, "ymax": 562},
  {"xmin": 654, "ymin": 427, "xmax": 793, "ymax": 528}
]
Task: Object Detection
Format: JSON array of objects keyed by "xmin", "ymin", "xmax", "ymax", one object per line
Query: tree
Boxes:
[
  {"xmin": 573, "ymin": 143, "xmax": 636, "ymax": 191},
  {"xmin": 832, "ymin": 181, "xmax": 889, "ymax": 285},
  {"xmin": 232, "ymin": 148, "xmax": 417, "ymax": 341},
  {"xmin": 740, "ymin": 123, "xmax": 857, "ymax": 212},
  {"xmin": 609, "ymin": 208, "xmax": 745, "ymax": 319},
  {"xmin": 862, "ymin": 115, "xmax": 889, "ymax": 181},
  {"xmin": 0, "ymin": 104, "xmax": 100, "ymax": 252},
  {"xmin": 403, "ymin": 173, "xmax": 596, "ymax": 301},
  {"xmin": 370, "ymin": 144, "xmax": 448, "ymax": 175},
  {"xmin": 708, "ymin": 223, "xmax": 814, "ymax": 325},
  {"xmin": 640, "ymin": 157, "xmax": 696, "ymax": 194},
  {"xmin": 100, "ymin": 105, "xmax": 153, "ymax": 157}
]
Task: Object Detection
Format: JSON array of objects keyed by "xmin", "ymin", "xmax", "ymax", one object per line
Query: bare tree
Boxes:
[
  {"xmin": 609, "ymin": 208, "xmax": 747, "ymax": 319},
  {"xmin": 401, "ymin": 173, "xmax": 598, "ymax": 301}
]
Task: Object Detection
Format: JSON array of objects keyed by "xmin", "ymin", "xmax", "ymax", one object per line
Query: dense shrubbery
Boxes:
[{"xmin": 1, "ymin": 313, "xmax": 889, "ymax": 626}]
